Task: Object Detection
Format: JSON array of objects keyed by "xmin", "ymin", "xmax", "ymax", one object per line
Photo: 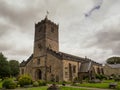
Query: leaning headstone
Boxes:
[{"xmin": 47, "ymin": 84, "xmax": 60, "ymax": 90}]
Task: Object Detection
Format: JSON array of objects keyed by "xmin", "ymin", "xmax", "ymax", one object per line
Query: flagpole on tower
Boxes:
[{"xmin": 46, "ymin": 11, "xmax": 49, "ymax": 18}]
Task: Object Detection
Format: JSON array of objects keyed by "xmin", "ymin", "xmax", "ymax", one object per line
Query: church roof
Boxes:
[
  {"xmin": 20, "ymin": 54, "xmax": 33, "ymax": 67},
  {"xmin": 106, "ymin": 64, "xmax": 120, "ymax": 68},
  {"xmin": 47, "ymin": 49, "xmax": 102, "ymax": 66},
  {"xmin": 20, "ymin": 49, "xmax": 102, "ymax": 67},
  {"xmin": 80, "ymin": 61, "xmax": 92, "ymax": 72},
  {"xmin": 47, "ymin": 48, "xmax": 85, "ymax": 62},
  {"xmin": 59, "ymin": 51, "xmax": 102, "ymax": 72}
]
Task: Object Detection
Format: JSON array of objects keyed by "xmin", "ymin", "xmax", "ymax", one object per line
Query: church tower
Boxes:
[{"xmin": 33, "ymin": 17, "xmax": 59, "ymax": 57}]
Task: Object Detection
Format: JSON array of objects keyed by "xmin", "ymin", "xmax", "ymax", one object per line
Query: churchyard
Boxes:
[{"xmin": 0, "ymin": 76, "xmax": 120, "ymax": 90}]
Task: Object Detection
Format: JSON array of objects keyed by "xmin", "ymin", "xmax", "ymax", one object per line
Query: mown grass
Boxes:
[
  {"xmin": 73, "ymin": 80, "xmax": 120, "ymax": 90},
  {"xmin": 25, "ymin": 86, "xmax": 47, "ymax": 90},
  {"xmin": 103, "ymin": 80, "xmax": 115, "ymax": 83},
  {"xmin": 12, "ymin": 86, "xmax": 89, "ymax": 90},
  {"xmin": 0, "ymin": 81, "xmax": 2, "ymax": 89},
  {"xmin": 61, "ymin": 86, "xmax": 89, "ymax": 90},
  {"xmin": 76, "ymin": 83, "xmax": 109, "ymax": 89}
]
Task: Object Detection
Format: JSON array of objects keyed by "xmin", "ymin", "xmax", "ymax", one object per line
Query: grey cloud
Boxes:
[
  {"xmin": 5, "ymin": 45, "xmax": 32, "ymax": 61},
  {"xmin": 0, "ymin": 0, "xmax": 120, "ymax": 63},
  {"xmin": 95, "ymin": 30, "xmax": 120, "ymax": 54},
  {"xmin": 8, "ymin": 48, "xmax": 31, "ymax": 56},
  {"xmin": 96, "ymin": 31, "xmax": 120, "ymax": 44},
  {"xmin": 0, "ymin": 21, "xmax": 15, "ymax": 37},
  {"xmin": 0, "ymin": 24, "xmax": 9, "ymax": 36},
  {"xmin": 112, "ymin": 42, "xmax": 120, "ymax": 54},
  {"xmin": 0, "ymin": 0, "xmax": 45, "ymax": 32},
  {"xmin": 0, "ymin": 41, "xmax": 13, "ymax": 51},
  {"xmin": 0, "ymin": 0, "xmax": 92, "ymax": 34},
  {"xmin": 84, "ymin": 24, "xmax": 120, "ymax": 55},
  {"xmin": 0, "ymin": 0, "xmax": 78, "ymax": 35}
]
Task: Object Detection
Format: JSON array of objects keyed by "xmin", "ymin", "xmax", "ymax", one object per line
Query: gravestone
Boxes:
[
  {"xmin": 109, "ymin": 83, "xmax": 117, "ymax": 89},
  {"xmin": 47, "ymin": 84, "xmax": 60, "ymax": 90}
]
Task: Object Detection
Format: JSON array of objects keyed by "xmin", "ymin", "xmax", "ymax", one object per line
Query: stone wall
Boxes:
[
  {"xmin": 93, "ymin": 65, "xmax": 103, "ymax": 74},
  {"xmin": 19, "ymin": 59, "xmax": 33, "ymax": 78},
  {"xmin": 104, "ymin": 65, "xmax": 120, "ymax": 76},
  {"xmin": 62, "ymin": 60, "xmax": 80, "ymax": 81},
  {"xmin": 46, "ymin": 53, "xmax": 63, "ymax": 82}
]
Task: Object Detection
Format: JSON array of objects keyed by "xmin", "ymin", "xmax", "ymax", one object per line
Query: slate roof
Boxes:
[
  {"xmin": 107, "ymin": 64, "xmax": 120, "ymax": 68},
  {"xmin": 80, "ymin": 61, "xmax": 92, "ymax": 72},
  {"xmin": 47, "ymin": 49, "xmax": 102, "ymax": 66},
  {"xmin": 20, "ymin": 54, "xmax": 33, "ymax": 67},
  {"xmin": 47, "ymin": 48, "xmax": 85, "ymax": 62},
  {"xmin": 20, "ymin": 49, "xmax": 102, "ymax": 67}
]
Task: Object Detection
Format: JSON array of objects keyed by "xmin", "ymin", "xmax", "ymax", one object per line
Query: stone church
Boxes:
[{"xmin": 20, "ymin": 17, "xmax": 103, "ymax": 82}]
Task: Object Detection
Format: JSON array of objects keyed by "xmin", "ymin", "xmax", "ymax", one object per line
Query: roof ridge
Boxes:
[{"xmin": 20, "ymin": 54, "xmax": 33, "ymax": 67}]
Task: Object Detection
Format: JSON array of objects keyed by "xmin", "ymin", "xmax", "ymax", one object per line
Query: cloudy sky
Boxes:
[{"xmin": 0, "ymin": 0, "xmax": 120, "ymax": 63}]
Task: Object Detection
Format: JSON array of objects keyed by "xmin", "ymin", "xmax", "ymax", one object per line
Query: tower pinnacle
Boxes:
[{"xmin": 45, "ymin": 11, "xmax": 49, "ymax": 18}]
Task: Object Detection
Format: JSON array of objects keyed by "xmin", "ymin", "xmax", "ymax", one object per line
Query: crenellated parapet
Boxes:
[{"xmin": 35, "ymin": 17, "xmax": 58, "ymax": 29}]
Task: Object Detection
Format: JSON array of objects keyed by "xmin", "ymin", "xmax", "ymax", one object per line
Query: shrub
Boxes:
[
  {"xmin": 38, "ymin": 80, "xmax": 46, "ymax": 86},
  {"xmin": 18, "ymin": 74, "xmax": 32, "ymax": 87},
  {"xmin": 16, "ymin": 75, "xmax": 21, "ymax": 81},
  {"xmin": 96, "ymin": 74, "xmax": 107, "ymax": 80},
  {"xmin": 62, "ymin": 81, "xmax": 67, "ymax": 83},
  {"xmin": 2, "ymin": 79, "xmax": 17, "ymax": 89},
  {"xmin": 33, "ymin": 81, "xmax": 39, "ymax": 87},
  {"xmin": 73, "ymin": 77, "xmax": 81, "ymax": 83},
  {"xmin": 114, "ymin": 77, "xmax": 120, "ymax": 82},
  {"xmin": 96, "ymin": 74, "xmax": 102, "ymax": 80}
]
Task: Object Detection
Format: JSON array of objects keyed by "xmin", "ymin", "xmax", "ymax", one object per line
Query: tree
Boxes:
[
  {"xmin": 106, "ymin": 57, "xmax": 120, "ymax": 64},
  {"xmin": 0, "ymin": 53, "xmax": 10, "ymax": 79},
  {"xmin": 9, "ymin": 60, "xmax": 19, "ymax": 77}
]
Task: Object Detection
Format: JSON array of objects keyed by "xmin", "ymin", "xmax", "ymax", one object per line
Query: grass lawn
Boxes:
[
  {"xmin": 24, "ymin": 86, "xmax": 47, "ymax": 90},
  {"xmin": 76, "ymin": 83, "xmax": 109, "ymax": 89},
  {"xmin": 13, "ymin": 86, "xmax": 89, "ymax": 90},
  {"xmin": 73, "ymin": 80, "xmax": 120, "ymax": 89},
  {"xmin": 0, "ymin": 81, "xmax": 2, "ymax": 89},
  {"xmin": 61, "ymin": 86, "xmax": 89, "ymax": 90}
]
